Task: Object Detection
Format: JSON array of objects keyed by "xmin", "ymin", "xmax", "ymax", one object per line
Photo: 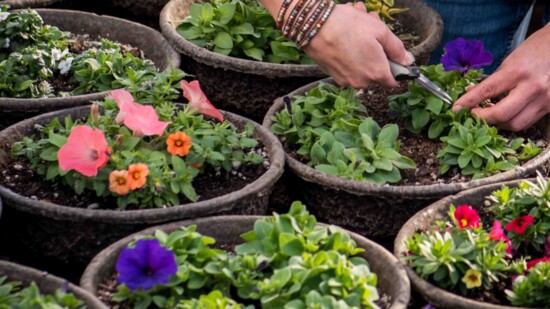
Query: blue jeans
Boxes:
[{"xmin": 424, "ymin": 0, "xmax": 546, "ymax": 73}]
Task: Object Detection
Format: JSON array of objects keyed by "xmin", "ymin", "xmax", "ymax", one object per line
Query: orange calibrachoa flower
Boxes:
[
  {"xmin": 127, "ymin": 163, "xmax": 149, "ymax": 190},
  {"xmin": 109, "ymin": 170, "xmax": 130, "ymax": 196},
  {"xmin": 166, "ymin": 132, "xmax": 192, "ymax": 157}
]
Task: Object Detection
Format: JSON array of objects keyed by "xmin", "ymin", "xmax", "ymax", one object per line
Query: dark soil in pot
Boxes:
[
  {"xmin": 160, "ymin": 0, "xmax": 442, "ymax": 123},
  {"xmin": 80, "ymin": 216, "xmax": 410, "ymax": 309},
  {"xmin": 0, "ymin": 9, "xmax": 180, "ymax": 130},
  {"xmin": 394, "ymin": 179, "xmax": 538, "ymax": 309},
  {"xmin": 262, "ymin": 78, "xmax": 550, "ymax": 249},
  {"xmin": 0, "ymin": 260, "xmax": 107, "ymax": 308},
  {"xmin": 0, "ymin": 106, "xmax": 284, "ymax": 283}
]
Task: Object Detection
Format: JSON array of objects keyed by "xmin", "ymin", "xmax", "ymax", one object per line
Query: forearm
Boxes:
[{"xmin": 257, "ymin": 0, "xmax": 284, "ymax": 17}]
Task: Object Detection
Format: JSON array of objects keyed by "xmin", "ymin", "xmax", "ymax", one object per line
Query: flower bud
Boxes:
[
  {"xmin": 115, "ymin": 134, "xmax": 124, "ymax": 148},
  {"xmin": 155, "ymin": 181, "xmax": 163, "ymax": 193},
  {"xmin": 90, "ymin": 103, "xmax": 99, "ymax": 123}
]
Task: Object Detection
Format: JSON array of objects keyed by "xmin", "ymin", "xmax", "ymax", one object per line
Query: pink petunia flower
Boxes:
[
  {"xmin": 454, "ymin": 205, "xmax": 480, "ymax": 229},
  {"xmin": 180, "ymin": 80, "xmax": 224, "ymax": 122},
  {"xmin": 488, "ymin": 220, "xmax": 512, "ymax": 254},
  {"xmin": 505, "ymin": 215, "xmax": 535, "ymax": 235},
  {"xmin": 109, "ymin": 89, "xmax": 170, "ymax": 137},
  {"xmin": 58, "ymin": 125, "xmax": 109, "ymax": 177},
  {"xmin": 526, "ymin": 257, "xmax": 550, "ymax": 269}
]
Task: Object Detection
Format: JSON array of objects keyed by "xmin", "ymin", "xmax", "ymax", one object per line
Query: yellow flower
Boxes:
[{"xmin": 462, "ymin": 269, "xmax": 482, "ymax": 289}]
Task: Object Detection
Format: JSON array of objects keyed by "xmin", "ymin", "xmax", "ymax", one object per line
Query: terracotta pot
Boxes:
[
  {"xmin": 262, "ymin": 78, "xmax": 550, "ymax": 247},
  {"xmin": 159, "ymin": 0, "xmax": 442, "ymax": 122},
  {"xmin": 394, "ymin": 179, "xmax": 535, "ymax": 309},
  {"xmin": 1, "ymin": 0, "xmax": 60, "ymax": 8},
  {"xmin": 81, "ymin": 215, "xmax": 411, "ymax": 308},
  {"xmin": 0, "ymin": 106, "xmax": 284, "ymax": 278},
  {"xmin": 0, "ymin": 260, "xmax": 107, "ymax": 308},
  {"xmin": 0, "ymin": 9, "xmax": 181, "ymax": 129}
]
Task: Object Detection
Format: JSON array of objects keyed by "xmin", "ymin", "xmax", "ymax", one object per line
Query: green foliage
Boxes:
[
  {"xmin": 271, "ymin": 82, "xmax": 415, "ymax": 183},
  {"xmin": 114, "ymin": 202, "xmax": 381, "ymax": 309},
  {"xmin": 404, "ymin": 206, "xmax": 512, "ymax": 295},
  {"xmin": 389, "ymin": 64, "xmax": 481, "ymax": 138},
  {"xmin": 0, "ymin": 7, "xmax": 160, "ymax": 98},
  {"xmin": 176, "ymin": 0, "xmax": 311, "ymax": 64},
  {"xmin": 507, "ymin": 261, "xmax": 550, "ymax": 307},
  {"xmin": 436, "ymin": 116, "xmax": 528, "ymax": 179},
  {"xmin": 11, "ymin": 73, "xmax": 262, "ymax": 209},
  {"xmin": 488, "ymin": 174, "xmax": 550, "ymax": 254},
  {"xmin": 364, "ymin": 0, "xmax": 408, "ymax": 22},
  {"xmin": 0, "ymin": 276, "xmax": 84, "ymax": 309}
]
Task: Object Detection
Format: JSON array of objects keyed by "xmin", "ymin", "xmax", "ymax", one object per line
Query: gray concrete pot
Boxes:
[
  {"xmin": 0, "ymin": 260, "xmax": 107, "ymax": 309},
  {"xmin": 262, "ymin": 78, "xmax": 550, "ymax": 247},
  {"xmin": 394, "ymin": 179, "xmax": 537, "ymax": 309},
  {"xmin": 160, "ymin": 0, "xmax": 442, "ymax": 122},
  {"xmin": 0, "ymin": 9, "xmax": 181, "ymax": 129},
  {"xmin": 0, "ymin": 105, "xmax": 284, "ymax": 277},
  {"xmin": 81, "ymin": 215, "xmax": 410, "ymax": 308},
  {"xmin": 0, "ymin": 0, "xmax": 60, "ymax": 8}
]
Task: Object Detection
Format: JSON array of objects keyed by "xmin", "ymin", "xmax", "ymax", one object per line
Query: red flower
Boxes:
[
  {"xmin": 488, "ymin": 220, "xmax": 512, "ymax": 254},
  {"xmin": 57, "ymin": 125, "xmax": 109, "ymax": 177},
  {"xmin": 180, "ymin": 80, "xmax": 224, "ymax": 122},
  {"xmin": 109, "ymin": 89, "xmax": 170, "ymax": 137},
  {"xmin": 454, "ymin": 205, "xmax": 480, "ymax": 229},
  {"xmin": 526, "ymin": 257, "xmax": 550, "ymax": 269},
  {"xmin": 505, "ymin": 215, "xmax": 535, "ymax": 235}
]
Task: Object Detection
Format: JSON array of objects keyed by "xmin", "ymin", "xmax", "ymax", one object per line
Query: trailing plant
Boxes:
[
  {"xmin": 0, "ymin": 276, "xmax": 84, "ymax": 308},
  {"xmin": 271, "ymin": 82, "xmax": 415, "ymax": 183},
  {"xmin": 112, "ymin": 202, "xmax": 381, "ymax": 309},
  {"xmin": 176, "ymin": 0, "xmax": 312, "ymax": 64},
  {"xmin": 0, "ymin": 7, "xmax": 160, "ymax": 98},
  {"xmin": 11, "ymin": 77, "xmax": 264, "ymax": 209},
  {"xmin": 404, "ymin": 173, "xmax": 550, "ymax": 307}
]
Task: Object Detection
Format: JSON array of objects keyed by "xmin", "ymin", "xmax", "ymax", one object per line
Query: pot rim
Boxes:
[
  {"xmin": 159, "ymin": 0, "xmax": 442, "ymax": 78},
  {"xmin": 393, "ymin": 178, "xmax": 538, "ymax": 309},
  {"xmin": 0, "ymin": 8, "xmax": 181, "ymax": 110},
  {"xmin": 262, "ymin": 77, "xmax": 550, "ymax": 197},
  {"xmin": 0, "ymin": 106, "xmax": 285, "ymax": 224},
  {"xmin": 80, "ymin": 215, "xmax": 411, "ymax": 308},
  {"xmin": 0, "ymin": 260, "xmax": 108, "ymax": 309}
]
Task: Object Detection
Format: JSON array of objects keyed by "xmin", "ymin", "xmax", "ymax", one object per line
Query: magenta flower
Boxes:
[
  {"xmin": 57, "ymin": 125, "xmax": 110, "ymax": 177},
  {"xmin": 545, "ymin": 235, "xmax": 550, "ymax": 256},
  {"xmin": 116, "ymin": 239, "xmax": 177, "ymax": 291},
  {"xmin": 488, "ymin": 220, "xmax": 512, "ymax": 254},
  {"xmin": 441, "ymin": 38, "xmax": 493, "ymax": 73},
  {"xmin": 505, "ymin": 215, "xmax": 535, "ymax": 235},
  {"xmin": 526, "ymin": 257, "xmax": 550, "ymax": 270},
  {"xmin": 454, "ymin": 205, "xmax": 480, "ymax": 229},
  {"xmin": 180, "ymin": 80, "xmax": 224, "ymax": 122},
  {"xmin": 109, "ymin": 89, "xmax": 170, "ymax": 137}
]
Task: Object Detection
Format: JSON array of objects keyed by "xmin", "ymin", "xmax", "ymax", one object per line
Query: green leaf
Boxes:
[
  {"xmin": 279, "ymin": 233, "xmax": 304, "ymax": 256},
  {"xmin": 181, "ymin": 183, "xmax": 198, "ymax": 202},
  {"xmin": 39, "ymin": 147, "xmax": 58, "ymax": 161},
  {"xmin": 218, "ymin": 3, "xmax": 236, "ymax": 24},
  {"xmin": 213, "ymin": 31, "xmax": 233, "ymax": 49},
  {"xmin": 244, "ymin": 47, "xmax": 264, "ymax": 61},
  {"xmin": 230, "ymin": 23, "xmax": 255, "ymax": 35},
  {"xmin": 426, "ymin": 96, "xmax": 444, "ymax": 114},
  {"xmin": 411, "ymin": 109, "xmax": 430, "ymax": 129},
  {"xmin": 48, "ymin": 133, "xmax": 67, "ymax": 147},
  {"xmin": 200, "ymin": 3, "xmax": 214, "ymax": 24},
  {"xmin": 172, "ymin": 155, "xmax": 186, "ymax": 174}
]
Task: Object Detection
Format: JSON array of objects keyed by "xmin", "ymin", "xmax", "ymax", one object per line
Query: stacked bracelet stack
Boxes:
[{"xmin": 276, "ymin": 0, "xmax": 335, "ymax": 49}]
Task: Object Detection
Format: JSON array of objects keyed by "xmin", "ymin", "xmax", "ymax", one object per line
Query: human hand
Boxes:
[
  {"xmin": 302, "ymin": 2, "xmax": 414, "ymax": 88},
  {"xmin": 452, "ymin": 24, "xmax": 550, "ymax": 131}
]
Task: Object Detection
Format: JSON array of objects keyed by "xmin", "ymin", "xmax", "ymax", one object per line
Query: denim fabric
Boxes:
[{"xmin": 424, "ymin": 0, "xmax": 533, "ymax": 73}]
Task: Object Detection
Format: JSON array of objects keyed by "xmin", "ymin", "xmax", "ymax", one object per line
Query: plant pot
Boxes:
[
  {"xmin": 1, "ymin": 0, "xmax": 60, "ymax": 8},
  {"xmin": 0, "ymin": 105, "xmax": 284, "ymax": 281},
  {"xmin": 159, "ymin": 0, "xmax": 442, "ymax": 122},
  {"xmin": 111, "ymin": 0, "xmax": 169, "ymax": 17},
  {"xmin": 393, "ymin": 179, "xmax": 534, "ymax": 309},
  {"xmin": 0, "ymin": 8, "xmax": 181, "ymax": 130},
  {"xmin": 80, "ymin": 215, "xmax": 411, "ymax": 308},
  {"xmin": 0, "ymin": 260, "xmax": 107, "ymax": 308},
  {"xmin": 262, "ymin": 78, "xmax": 550, "ymax": 248}
]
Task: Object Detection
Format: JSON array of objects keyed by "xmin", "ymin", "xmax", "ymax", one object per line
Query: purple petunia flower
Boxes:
[
  {"xmin": 441, "ymin": 38, "xmax": 493, "ymax": 73},
  {"xmin": 115, "ymin": 239, "xmax": 177, "ymax": 291}
]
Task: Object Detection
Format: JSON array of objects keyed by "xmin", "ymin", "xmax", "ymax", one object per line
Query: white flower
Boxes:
[
  {"xmin": 58, "ymin": 57, "xmax": 73, "ymax": 74},
  {"xmin": 0, "ymin": 12, "xmax": 10, "ymax": 23},
  {"xmin": 2, "ymin": 38, "xmax": 9, "ymax": 48}
]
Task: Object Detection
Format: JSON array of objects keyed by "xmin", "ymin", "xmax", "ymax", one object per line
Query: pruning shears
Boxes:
[{"xmin": 388, "ymin": 60, "xmax": 453, "ymax": 105}]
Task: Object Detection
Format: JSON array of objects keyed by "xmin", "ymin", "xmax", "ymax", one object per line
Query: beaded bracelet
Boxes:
[
  {"xmin": 276, "ymin": 0, "xmax": 293, "ymax": 29},
  {"xmin": 287, "ymin": 0, "xmax": 319, "ymax": 40},
  {"xmin": 298, "ymin": 0, "xmax": 335, "ymax": 48},
  {"xmin": 281, "ymin": 0, "xmax": 308, "ymax": 38},
  {"xmin": 294, "ymin": 0, "xmax": 329, "ymax": 47}
]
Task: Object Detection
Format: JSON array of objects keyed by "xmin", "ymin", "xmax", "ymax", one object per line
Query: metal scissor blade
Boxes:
[{"xmin": 415, "ymin": 74, "xmax": 453, "ymax": 105}]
